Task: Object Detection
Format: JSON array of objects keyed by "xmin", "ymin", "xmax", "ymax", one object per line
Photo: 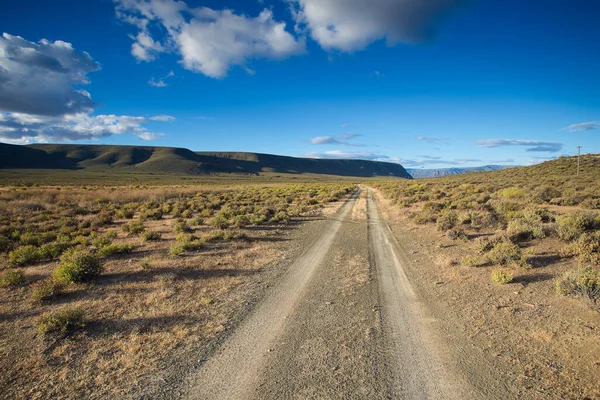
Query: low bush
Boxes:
[
  {"xmin": 92, "ymin": 236, "xmax": 113, "ymax": 249},
  {"xmin": 9, "ymin": 245, "xmax": 40, "ymax": 266},
  {"xmin": 123, "ymin": 220, "xmax": 145, "ymax": 235},
  {"xmin": 491, "ymin": 269, "xmax": 514, "ymax": 284},
  {"xmin": 98, "ymin": 244, "xmax": 134, "ymax": 257},
  {"xmin": 37, "ymin": 307, "xmax": 85, "ymax": 335},
  {"xmin": 140, "ymin": 231, "xmax": 161, "ymax": 242},
  {"xmin": 556, "ymin": 211, "xmax": 597, "ymax": 241},
  {"xmin": 139, "ymin": 209, "xmax": 163, "ymax": 221},
  {"xmin": 506, "ymin": 218, "xmax": 545, "ymax": 242},
  {"xmin": 556, "ymin": 267, "xmax": 599, "ymax": 309},
  {"xmin": 437, "ymin": 210, "xmax": 458, "ymax": 231},
  {"xmin": 116, "ymin": 208, "xmax": 135, "ymax": 219},
  {"xmin": 39, "ymin": 242, "xmax": 69, "ymax": 259},
  {"xmin": 173, "ymin": 219, "xmax": 192, "ymax": 234},
  {"xmin": 0, "ymin": 269, "xmax": 25, "ymax": 288},
  {"xmin": 447, "ymin": 227, "xmax": 467, "ymax": 241},
  {"xmin": 486, "ymin": 239, "xmax": 527, "ymax": 267},
  {"xmin": 169, "ymin": 242, "xmax": 186, "ymax": 256},
  {"xmin": 211, "ymin": 214, "xmax": 230, "ymax": 229},
  {"xmin": 567, "ymin": 232, "xmax": 600, "ymax": 266},
  {"xmin": 53, "ymin": 248, "xmax": 103, "ymax": 284},
  {"xmin": 536, "ymin": 186, "xmax": 562, "ymax": 203},
  {"xmin": 460, "ymin": 255, "xmax": 483, "ymax": 268},
  {"xmin": 31, "ymin": 278, "xmax": 64, "ymax": 302}
]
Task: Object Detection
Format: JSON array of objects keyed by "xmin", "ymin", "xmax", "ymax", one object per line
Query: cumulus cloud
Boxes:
[
  {"xmin": 0, "ymin": 112, "xmax": 173, "ymax": 144},
  {"xmin": 476, "ymin": 139, "xmax": 563, "ymax": 153},
  {"xmin": 303, "ymin": 150, "xmax": 387, "ymax": 160},
  {"xmin": 309, "ymin": 133, "xmax": 364, "ymax": 146},
  {"xmin": 0, "ymin": 33, "xmax": 172, "ymax": 144},
  {"xmin": 288, "ymin": 0, "xmax": 468, "ymax": 52},
  {"xmin": 561, "ymin": 121, "xmax": 600, "ymax": 132},
  {"xmin": 0, "ymin": 33, "xmax": 100, "ymax": 116},
  {"xmin": 115, "ymin": 0, "xmax": 305, "ymax": 78}
]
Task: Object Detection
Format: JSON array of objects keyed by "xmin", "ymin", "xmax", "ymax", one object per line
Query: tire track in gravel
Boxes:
[
  {"xmin": 184, "ymin": 190, "xmax": 359, "ymax": 400},
  {"xmin": 367, "ymin": 189, "xmax": 482, "ymax": 400}
]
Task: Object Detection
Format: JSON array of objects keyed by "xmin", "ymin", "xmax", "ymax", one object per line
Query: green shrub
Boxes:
[
  {"xmin": 98, "ymin": 244, "xmax": 134, "ymax": 257},
  {"xmin": 139, "ymin": 209, "xmax": 163, "ymax": 221},
  {"xmin": 9, "ymin": 245, "xmax": 41, "ymax": 266},
  {"xmin": 54, "ymin": 248, "xmax": 103, "ymax": 284},
  {"xmin": 447, "ymin": 227, "xmax": 467, "ymax": 241},
  {"xmin": 211, "ymin": 214, "xmax": 230, "ymax": 229},
  {"xmin": 191, "ymin": 216, "xmax": 204, "ymax": 226},
  {"xmin": 19, "ymin": 232, "xmax": 41, "ymax": 246},
  {"xmin": 0, "ymin": 269, "xmax": 25, "ymax": 288},
  {"xmin": 270, "ymin": 211, "xmax": 290, "ymax": 223},
  {"xmin": 536, "ymin": 186, "xmax": 561, "ymax": 203},
  {"xmin": 556, "ymin": 267, "xmax": 599, "ymax": 307},
  {"xmin": 486, "ymin": 240, "xmax": 526, "ymax": 267},
  {"xmin": 116, "ymin": 208, "xmax": 135, "ymax": 219},
  {"xmin": 123, "ymin": 220, "xmax": 145, "ymax": 235},
  {"xmin": 491, "ymin": 269, "xmax": 514, "ymax": 284},
  {"xmin": 0, "ymin": 235, "xmax": 11, "ymax": 252},
  {"xmin": 568, "ymin": 232, "xmax": 600, "ymax": 266},
  {"xmin": 556, "ymin": 211, "xmax": 597, "ymax": 241},
  {"xmin": 507, "ymin": 218, "xmax": 545, "ymax": 242},
  {"xmin": 37, "ymin": 307, "xmax": 85, "ymax": 335},
  {"xmin": 141, "ymin": 231, "xmax": 161, "ymax": 242},
  {"xmin": 92, "ymin": 236, "xmax": 113, "ymax": 249},
  {"xmin": 437, "ymin": 210, "xmax": 458, "ymax": 231},
  {"xmin": 31, "ymin": 278, "xmax": 64, "ymax": 302},
  {"xmin": 39, "ymin": 242, "xmax": 69, "ymax": 259},
  {"xmin": 90, "ymin": 212, "xmax": 113, "ymax": 227},
  {"xmin": 499, "ymin": 187, "xmax": 526, "ymax": 199},
  {"xmin": 460, "ymin": 255, "xmax": 483, "ymax": 268},
  {"xmin": 414, "ymin": 202, "xmax": 445, "ymax": 224},
  {"xmin": 173, "ymin": 219, "xmax": 192, "ymax": 234},
  {"xmin": 169, "ymin": 242, "xmax": 186, "ymax": 256},
  {"xmin": 232, "ymin": 214, "xmax": 250, "ymax": 228}
]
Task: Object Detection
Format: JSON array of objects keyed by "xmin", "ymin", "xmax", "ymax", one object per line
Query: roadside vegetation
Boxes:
[
  {"xmin": 0, "ymin": 181, "xmax": 353, "ymax": 398},
  {"xmin": 374, "ymin": 154, "xmax": 600, "ymax": 310}
]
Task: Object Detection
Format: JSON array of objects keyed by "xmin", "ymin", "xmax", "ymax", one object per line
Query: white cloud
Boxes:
[
  {"xmin": 148, "ymin": 70, "xmax": 175, "ymax": 87},
  {"xmin": 288, "ymin": 0, "xmax": 467, "ymax": 52},
  {"xmin": 561, "ymin": 121, "xmax": 600, "ymax": 132},
  {"xmin": 0, "ymin": 33, "xmax": 100, "ymax": 116},
  {"xmin": 149, "ymin": 114, "xmax": 175, "ymax": 122},
  {"xmin": 476, "ymin": 139, "xmax": 563, "ymax": 153},
  {"xmin": 303, "ymin": 150, "xmax": 387, "ymax": 160},
  {"xmin": 0, "ymin": 112, "xmax": 174, "ymax": 144},
  {"xmin": 0, "ymin": 33, "xmax": 172, "ymax": 144},
  {"xmin": 309, "ymin": 133, "xmax": 364, "ymax": 146},
  {"xmin": 115, "ymin": 0, "xmax": 305, "ymax": 78}
]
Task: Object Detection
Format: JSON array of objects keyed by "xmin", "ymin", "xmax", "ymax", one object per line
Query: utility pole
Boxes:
[{"xmin": 577, "ymin": 145, "xmax": 582, "ymax": 177}]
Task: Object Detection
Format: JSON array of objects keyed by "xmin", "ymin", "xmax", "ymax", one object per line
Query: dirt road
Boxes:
[{"xmin": 183, "ymin": 188, "xmax": 501, "ymax": 399}]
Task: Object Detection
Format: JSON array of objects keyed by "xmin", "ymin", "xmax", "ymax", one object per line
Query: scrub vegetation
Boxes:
[
  {"xmin": 0, "ymin": 180, "xmax": 353, "ymax": 398},
  {"xmin": 374, "ymin": 154, "xmax": 600, "ymax": 309}
]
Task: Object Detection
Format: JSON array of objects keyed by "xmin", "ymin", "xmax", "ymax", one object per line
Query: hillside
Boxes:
[
  {"xmin": 406, "ymin": 165, "xmax": 514, "ymax": 178},
  {"xmin": 0, "ymin": 143, "xmax": 412, "ymax": 179}
]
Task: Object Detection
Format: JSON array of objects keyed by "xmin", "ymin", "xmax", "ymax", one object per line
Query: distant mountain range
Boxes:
[
  {"xmin": 406, "ymin": 165, "xmax": 515, "ymax": 178},
  {"xmin": 0, "ymin": 143, "xmax": 413, "ymax": 179}
]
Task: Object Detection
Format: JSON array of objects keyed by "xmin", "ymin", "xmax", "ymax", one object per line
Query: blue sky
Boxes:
[{"xmin": 0, "ymin": 0, "xmax": 599, "ymax": 168}]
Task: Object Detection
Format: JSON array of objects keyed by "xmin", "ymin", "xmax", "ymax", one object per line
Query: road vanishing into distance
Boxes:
[{"xmin": 182, "ymin": 188, "xmax": 507, "ymax": 399}]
